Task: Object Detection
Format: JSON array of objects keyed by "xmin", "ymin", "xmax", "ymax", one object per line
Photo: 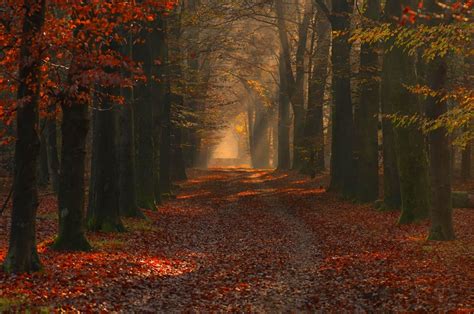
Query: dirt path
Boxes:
[{"xmin": 131, "ymin": 168, "xmax": 325, "ymax": 311}]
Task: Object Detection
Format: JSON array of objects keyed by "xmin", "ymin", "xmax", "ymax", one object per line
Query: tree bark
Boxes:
[
  {"xmin": 87, "ymin": 92, "xmax": 124, "ymax": 232},
  {"xmin": 278, "ymin": 54, "xmax": 291, "ymax": 170},
  {"xmin": 380, "ymin": 0, "xmax": 402, "ymax": 210},
  {"xmin": 38, "ymin": 123, "xmax": 49, "ymax": 187},
  {"xmin": 118, "ymin": 79, "xmax": 143, "ymax": 218},
  {"xmin": 461, "ymin": 141, "xmax": 471, "ymax": 181},
  {"xmin": 3, "ymin": 0, "xmax": 46, "ymax": 273},
  {"xmin": 303, "ymin": 8, "xmax": 330, "ymax": 175},
  {"xmin": 53, "ymin": 55, "xmax": 92, "ymax": 250},
  {"xmin": 353, "ymin": 0, "xmax": 380, "ymax": 202},
  {"xmin": 133, "ymin": 26, "xmax": 158, "ymax": 209},
  {"xmin": 172, "ymin": 125, "xmax": 188, "ymax": 181},
  {"xmin": 425, "ymin": 0, "xmax": 455, "ymax": 240},
  {"xmin": 46, "ymin": 103, "xmax": 60, "ymax": 193},
  {"xmin": 160, "ymin": 93, "xmax": 172, "ymax": 196},
  {"xmin": 117, "ymin": 34, "xmax": 143, "ymax": 218},
  {"xmin": 158, "ymin": 14, "xmax": 173, "ymax": 197},
  {"xmin": 275, "ymin": 0, "xmax": 312, "ymax": 170},
  {"xmin": 384, "ymin": 0, "xmax": 431, "ymax": 224},
  {"xmin": 425, "ymin": 57, "xmax": 455, "ymax": 240},
  {"xmin": 328, "ymin": 0, "xmax": 355, "ymax": 197}
]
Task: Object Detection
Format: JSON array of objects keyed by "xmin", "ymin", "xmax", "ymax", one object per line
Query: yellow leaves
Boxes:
[
  {"xmin": 352, "ymin": 22, "xmax": 473, "ymax": 61},
  {"xmin": 385, "ymin": 84, "xmax": 473, "ymax": 148},
  {"xmin": 246, "ymin": 80, "xmax": 272, "ymax": 108}
]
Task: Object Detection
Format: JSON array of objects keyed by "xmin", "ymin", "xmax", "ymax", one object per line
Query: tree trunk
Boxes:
[
  {"xmin": 158, "ymin": 14, "xmax": 172, "ymax": 197},
  {"xmin": 172, "ymin": 125, "xmax": 188, "ymax": 181},
  {"xmin": 425, "ymin": 57, "xmax": 455, "ymax": 240},
  {"xmin": 253, "ymin": 104, "xmax": 271, "ymax": 169},
  {"xmin": 328, "ymin": 0, "xmax": 355, "ymax": 197},
  {"xmin": 354, "ymin": 0, "xmax": 380, "ymax": 202},
  {"xmin": 425, "ymin": 0, "xmax": 455, "ymax": 240},
  {"xmin": 278, "ymin": 54, "xmax": 291, "ymax": 170},
  {"xmin": 275, "ymin": 0, "xmax": 311, "ymax": 170},
  {"xmin": 134, "ymin": 27, "xmax": 157, "ymax": 210},
  {"xmin": 38, "ymin": 124, "xmax": 49, "ymax": 187},
  {"xmin": 380, "ymin": 0, "xmax": 402, "ymax": 211},
  {"xmin": 117, "ymin": 35, "xmax": 142, "ymax": 218},
  {"xmin": 3, "ymin": 0, "xmax": 46, "ymax": 273},
  {"xmin": 160, "ymin": 93, "xmax": 172, "ymax": 196},
  {"xmin": 53, "ymin": 60, "xmax": 92, "ymax": 250},
  {"xmin": 46, "ymin": 103, "xmax": 60, "ymax": 193},
  {"xmin": 394, "ymin": 55, "xmax": 430, "ymax": 224},
  {"xmin": 118, "ymin": 81, "xmax": 143, "ymax": 218},
  {"xmin": 87, "ymin": 93, "xmax": 124, "ymax": 232},
  {"xmin": 383, "ymin": 0, "xmax": 431, "ymax": 224},
  {"xmin": 461, "ymin": 141, "xmax": 471, "ymax": 181},
  {"xmin": 303, "ymin": 9, "xmax": 330, "ymax": 175}
]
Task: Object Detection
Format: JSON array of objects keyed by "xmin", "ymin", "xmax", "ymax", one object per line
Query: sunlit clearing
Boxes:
[
  {"xmin": 212, "ymin": 129, "xmax": 238, "ymax": 159},
  {"xmin": 209, "ymin": 127, "xmax": 251, "ymax": 168}
]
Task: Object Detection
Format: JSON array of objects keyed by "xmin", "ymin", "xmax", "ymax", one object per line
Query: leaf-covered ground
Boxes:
[{"xmin": 0, "ymin": 168, "xmax": 473, "ymax": 311}]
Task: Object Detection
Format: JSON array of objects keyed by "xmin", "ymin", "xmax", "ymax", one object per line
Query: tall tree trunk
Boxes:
[
  {"xmin": 425, "ymin": 0, "xmax": 455, "ymax": 240},
  {"xmin": 425, "ymin": 57, "xmax": 455, "ymax": 240},
  {"xmin": 354, "ymin": 0, "xmax": 380, "ymax": 202},
  {"xmin": 392, "ymin": 51, "xmax": 430, "ymax": 224},
  {"xmin": 134, "ymin": 27, "xmax": 157, "ymax": 210},
  {"xmin": 3, "ymin": 0, "xmax": 46, "ymax": 273},
  {"xmin": 118, "ymin": 36, "xmax": 142, "ymax": 218},
  {"xmin": 252, "ymin": 103, "xmax": 270, "ymax": 169},
  {"xmin": 46, "ymin": 103, "xmax": 60, "ymax": 193},
  {"xmin": 158, "ymin": 14, "xmax": 173, "ymax": 197},
  {"xmin": 87, "ymin": 93, "xmax": 124, "ymax": 232},
  {"xmin": 303, "ymin": 9, "xmax": 330, "ymax": 175},
  {"xmin": 461, "ymin": 140, "xmax": 471, "ymax": 181},
  {"xmin": 380, "ymin": 1, "xmax": 402, "ymax": 210},
  {"xmin": 184, "ymin": 0, "xmax": 201, "ymax": 168},
  {"xmin": 275, "ymin": 0, "xmax": 312, "ymax": 170},
  {"xmin": 278, "ymin": 54, "xmax": 291, "ymax": 170},
  {"xmin": 328, "ymin": 0, "xmax": 355, "ymax": 197},
  {"xmin": 172, "ymin": 125, "xmax": 188, "ymax": 181},
  {"xmin": 53, "ymin": 54, "xmax": 92, "ymax": 250},
  {"xmin": 118, "ymin": 89, "xmax": 142, "ymax": 217},
  {"xmin": 384, "ymin": 0, "xmax": 430, "ymax": 224},
  {"xmin": 248, "ymin": 105, "xmax": 256, "ymax": 167},
  {"xmin": 38, "ymin": 124, "xmax": 49, "ymax": 187},
  {"xmin": 160, "ymin": 93, "xmax": 172, "ymax": 196}
]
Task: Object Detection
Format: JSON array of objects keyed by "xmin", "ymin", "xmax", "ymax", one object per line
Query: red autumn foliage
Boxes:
[
  {"xmin": 0, "ymin": 0, "xmax": 178, "ymax": 139},
  {"xmin": 1, "ymin": 169, "xmax": 472, "ymax": 311},
  {"xmin": 399, "ymin": 0, "xmax": 473, "ymax": 24}
]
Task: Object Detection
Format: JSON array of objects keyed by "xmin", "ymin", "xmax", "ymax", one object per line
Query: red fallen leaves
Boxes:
[{"xmin": 0, "ymin": 168, "xmax": 473, "ymax": 311}]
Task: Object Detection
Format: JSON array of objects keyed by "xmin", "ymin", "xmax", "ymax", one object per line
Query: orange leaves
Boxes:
[
  {"xmin": 0, "ymin": 0, "xmax": 178, "ymax": 143},
  {"xmin": 399, "ymin": 0, "xmax": 474, "ymax": 25},
  {"xmin": 1, "ymin": 169, "xmax": 473, "ymax": 311}
]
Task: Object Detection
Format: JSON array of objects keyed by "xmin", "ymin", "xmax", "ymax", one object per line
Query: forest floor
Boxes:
[{"xmin": 0, "ymin": 168, "xmax": 473, "ymax": 312}]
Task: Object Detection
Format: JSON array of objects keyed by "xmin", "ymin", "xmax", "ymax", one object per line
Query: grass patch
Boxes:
[
  {"xmin": 0, "ymin": 296, "xmax": 27, "ymax": 312},
  {"xmin": 422, "ymin": 245, "xmax": 433, "ymax": 252},
  {"xmin": 37, "ymin": 211, "xmax": 57, "ymax": 221},
  {"xmin": 91, "ymin": 238, "xmax": 125, "ymax": 250},
  {"xmin": 124, "ymin": 218, "xmax": 160, "ymax": 233}
]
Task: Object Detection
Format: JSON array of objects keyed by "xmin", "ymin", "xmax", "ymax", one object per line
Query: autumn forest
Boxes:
[{"xmin": 0, "ymin": 0, "xmax": 473, "ymax": 311}]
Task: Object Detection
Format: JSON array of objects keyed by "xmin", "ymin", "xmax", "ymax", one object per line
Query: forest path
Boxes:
[
  {"xmin": 1, "ymin": 168, "xmax": 472, "ymax": 312},
  {"xmin": 141, "ymin": 168, "xmax": 325, "ymax": 311}
]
